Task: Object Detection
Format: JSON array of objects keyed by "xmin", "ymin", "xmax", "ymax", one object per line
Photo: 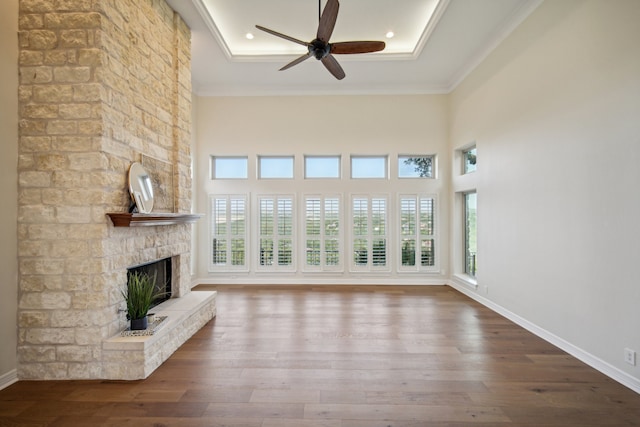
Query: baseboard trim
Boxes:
[
  {"xmin": 193, "ymin": 277, "xmax": 447, "ymax": 286},
  {"xmin": 448, "ymin": 281, "xmax": 640, "ymax": 394},
  {"xmin": 0, "ymin": 369, "xmax": 18, "ymax": 391}
]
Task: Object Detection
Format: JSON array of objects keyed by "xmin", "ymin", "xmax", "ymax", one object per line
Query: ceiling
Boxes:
[{"xmin": 165, "ymin": 0, "xmax": 542, "ymax": 96}]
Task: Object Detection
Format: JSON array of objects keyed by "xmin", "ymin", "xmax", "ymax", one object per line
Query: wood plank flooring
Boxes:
[{"xmin": 2, "ymin": 285, "xmax": 639, "ymax": 426}]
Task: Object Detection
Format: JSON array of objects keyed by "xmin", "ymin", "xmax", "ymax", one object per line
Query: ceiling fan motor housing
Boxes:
[{"xmin": 309, "ymin": 39, "xmax": 331, "ymax": 60}]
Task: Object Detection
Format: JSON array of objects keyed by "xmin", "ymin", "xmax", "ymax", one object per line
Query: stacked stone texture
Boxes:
[{"xmin": 17, "ymin": 0, "xmax": 194, "ymax": 379}]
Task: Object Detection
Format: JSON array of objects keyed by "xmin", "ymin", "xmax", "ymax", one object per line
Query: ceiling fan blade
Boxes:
[
  {"xmin": 255, "ymin": 25, "xmax": 308, "ymax": 47},
  {"xmin": 317, "ymin": 0, "xmax": 339, "ymax": 42},
  {"xmin": 321, "ymin": 54, "xmax": 345, "ymax": 80},
  {"xmin": 280, "ymin": 53, "xmax": 313, "ymax": 71},
  {"xmin": 331, "ymin": 41, "xmax": 386, "ymax": 55}
]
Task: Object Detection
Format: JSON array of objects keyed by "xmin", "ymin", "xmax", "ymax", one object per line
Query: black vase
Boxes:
[{"xmin": 130, "ymin": 316, "xmax": 148, "ymax": 330}]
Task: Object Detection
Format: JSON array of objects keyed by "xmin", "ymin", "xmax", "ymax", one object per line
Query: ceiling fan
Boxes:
[{"xmin": 255, "ymin": 0, "xmax": 386, "ymax": 80}]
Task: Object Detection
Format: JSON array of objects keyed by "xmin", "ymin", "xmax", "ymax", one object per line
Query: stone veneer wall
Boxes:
[{"xmin": 17, "ymin": 0, "xmax": 194, "ymax": 379}]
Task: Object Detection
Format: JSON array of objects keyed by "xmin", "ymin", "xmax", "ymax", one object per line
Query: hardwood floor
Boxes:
[{"xmin": 2, "ymin": 285, "xmax": 639, "ymax": 426}]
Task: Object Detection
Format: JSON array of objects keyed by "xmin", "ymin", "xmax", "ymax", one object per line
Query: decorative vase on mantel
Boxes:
[{"xmin": 121, "ymin": 271, "xmax": 164, "ymax": 331}]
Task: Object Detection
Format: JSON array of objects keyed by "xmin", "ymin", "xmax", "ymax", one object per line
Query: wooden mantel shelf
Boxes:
[{"xmin": 107, "ymin": 212, "xmax": 204, "ymax": 227}]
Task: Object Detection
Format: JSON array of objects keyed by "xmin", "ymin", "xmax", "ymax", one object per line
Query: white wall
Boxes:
[
  {"xmin": 193, "ymin": 95, "xmax": 450, "ymax": 284},
  {"xmin": 449, "ymin": 0, "xmax": 640, "ymax": 389},
  {"xmin": 0, "ymin": 0, "xmax": 19, "ymax": 387}
]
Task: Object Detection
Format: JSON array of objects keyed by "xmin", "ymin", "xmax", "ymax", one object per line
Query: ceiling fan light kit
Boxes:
[{"xmin": 255, "ymin": 0, "xmax": 386, "ymax": 80}]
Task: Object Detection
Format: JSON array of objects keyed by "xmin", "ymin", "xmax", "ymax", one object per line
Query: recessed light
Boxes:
[
  {"xmin": 246, "ymin": 32, "xmax": 254, "ymax": 40},
  {"xmin": 386, "ymin": 31, "xmax": 394, "ymax": 39}
]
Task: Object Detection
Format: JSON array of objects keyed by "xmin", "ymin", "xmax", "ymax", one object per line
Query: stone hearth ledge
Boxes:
[{"xmin": 103, "ymin": 290, "xmax": 216, "ymax": 380}]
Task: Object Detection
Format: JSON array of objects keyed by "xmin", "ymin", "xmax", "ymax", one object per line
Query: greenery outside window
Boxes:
[
  {"xmin": 463, "ymin": 146, "xmax": 477, "ymax": 174},
  {"xmin": 398, "ymin": 155, "xmax": 434, "ymax": 178}
]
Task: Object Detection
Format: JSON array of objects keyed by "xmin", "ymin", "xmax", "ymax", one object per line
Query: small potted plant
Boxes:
[{"xmin": 121, "ymin": 271, "xmax": 164, "ymax": 330}]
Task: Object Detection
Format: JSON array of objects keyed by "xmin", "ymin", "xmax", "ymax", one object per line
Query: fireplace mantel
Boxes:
[{"xmin": 107, "ymin": 213, "xmax": 203, "ymax": 227}]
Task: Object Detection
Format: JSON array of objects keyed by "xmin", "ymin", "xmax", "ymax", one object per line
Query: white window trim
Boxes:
[
  {"xmin": 208, "ymin": 194, "xmax": 249, "ymax": 272},
  {"xmin": 349, "ymin": 194, "xmax": 391, "ymax": 273},
  {"xmin": 397, "ymin": 194, "xmax": 439, "ymax": 273},
  {"xmin": 255, "ymin": 194, "xmax": 296, "ymax": 271},
  {"xmin": 302, "ymin": 194, "xmax": 344, "ymax": 272}
]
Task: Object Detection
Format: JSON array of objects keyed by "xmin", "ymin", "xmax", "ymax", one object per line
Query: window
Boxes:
[
  {"xmin": 259, "ymin": 156, "xmax": 294, "ymax": 179},
  {"xmin": 464, "ymin": 192, "xmax": 477, "ymax": 277},
  {"xmin": 399, "ymin": 196, "xmax": 436, "ymax": 270},
  {"xmin": 258, "ymin": 196, "xmax": 294, "ymax": 269},
  {"xmin": 305, "ymin": 156, "xmax": 340, "ymax": 178},
  {"xmin": 463, "ymin": 146, "xmax": 477, "ymax": 174},
  {"xmin": 352, "ymin": 196, "xmax": 388, "ymax": 270},
  {"xmin": 398, "ymin": 156, "xmax": 434, "ymax": 178},
  {"xmin": 304, "ymin": 196, "xmax": 342, "ymax": 270},
  {"xmin": 212, "ymin": 156, "xmax": 248, "ymax": 179},
  {"xmin": 210, "ymin": 195, "xmax": 247, "ymax": 270},
  {"xmin": 351, "ymin": 156, "xmax": 387, "ymax": 179}
]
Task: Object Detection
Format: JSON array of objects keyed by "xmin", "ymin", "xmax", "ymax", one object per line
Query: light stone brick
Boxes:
[
  {"xmin": 26, "ymin": 30, "xmax": 58, "ymax": 49},
  {"xmin": 19, "ymin": 50, "xmax": 44, "ymax": 66},
  {"xmin": 46, "ymin": 119, "xmax": 78, "ymax": 135},
  {"xmin": 33, "ymin": 84, "xmax": 74, "ymax": 103},
  {"xmin": 21, "ymin": 275, "xmax": 63, "ymax": 292},
  {"xmin": 19, "ymin": 363, "xmax": 69, "ymax": 380},
  {"xmin": 56, "ymin": 206, "xmax": 91, "ymax": 224},
  {"xmin": 43, "ymin": 50, "xmax": 69, "ymax": 66},
  {"xmin": 45, "ymin": 12, "xmax": 102, "ymax": 29},
  {"xmin": 20, "ymin": 135, "xmax": 52, "ymax": 151},
  {"xmin": 19, "ymin": 14, "xmax": 45, "ymax": 29},
  {"xmin": 58, "ymin": 103, "xmax": 92, "ymax": 119},
  {"xmin": 60, "ymin": 29, "xmax": 87, "ymax": 47},
  {"xmin": 52, "ymin": 135, "xmax": 94, "ymax": 151},
  {"xmin": 54, "ymin": 66, "xmax": 91, "ymax": 83},
  {"xmin": 25, "ymin": 327, "xmax": 75, "ymax": 345},
  {"xmin": 73, "ymin": 83, "xmax": 102, "ymax": 101},
  {"xmin": 18, "ymin": 188, "xmax": 42, "ymax": 205},
  {"xmin": 19, "ymin": 311, "xmax": 50, "ymax": 328},
  {"xmin": 77, "ymin": 119, "xmax": 103, "ymax": 135},
  {"xmin": 18, "ymin": 205, "xmax": 56, "ymax": 224},
  {"xmin": 42, "ymin": 188, "xmax": 66, "ymax": 205},
  {"xmin": 35, "ymin": 153, "xmax": 68, "ymax": 170},
  {"xmin": 20, "ymin": 66, "xmax": 53, "ymax": 84},
  {"xmin": 75, "ymin": 328, "xmax": 106, "ymax": 346},
  {"xmin": 20, "ymin": 291, "xmax": 71, "ymax": 310},
  {"xmin": 68, "ymin": 362, "xmax": 102, "ymax": 379},
  {"xmin": 19, "ymin": 171, "xmax": 51, "ymax": 188},
  {"xmin": 18, "ymin": 345, "xmax": 56, "ymax": 362},
  {"xmin": 18, "ymin": 240, "xmax": 50, "ymax": 257}
]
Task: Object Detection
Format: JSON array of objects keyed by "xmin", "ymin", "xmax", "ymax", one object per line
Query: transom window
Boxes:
[
  {"xmin": 351, "ymin": 156, "xmax": 387, "ymax": 179},
  {"xmin": 398, "ymin": 155, "xmax": 434, "ymax": 178},
  {"xmin": 305, "ymin": 156, "xmax": 340, "ymax": 179},
  {"xmin": 259, "ymin": 156, "xmax": 294, "ymax": 179},
  {"xmin": 211, "ymin": 156, "xmax": 248, "ymax": 179}
]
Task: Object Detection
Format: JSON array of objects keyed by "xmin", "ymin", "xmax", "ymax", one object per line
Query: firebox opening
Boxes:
[{"xmin": 127, "ymin": 257, "xmax": 172, "ymax": 309}]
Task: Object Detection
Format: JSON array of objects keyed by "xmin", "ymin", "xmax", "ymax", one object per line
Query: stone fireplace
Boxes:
[{"xmin": 17, "ymin": 0, "xmax": 215, "ymax": 380}]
